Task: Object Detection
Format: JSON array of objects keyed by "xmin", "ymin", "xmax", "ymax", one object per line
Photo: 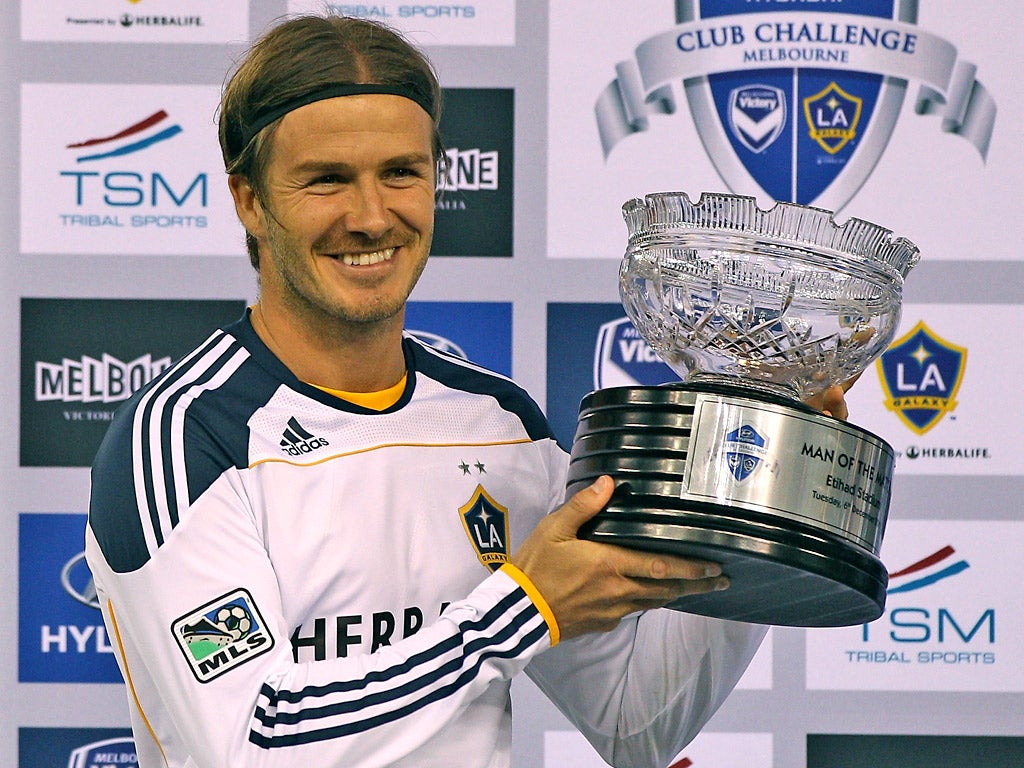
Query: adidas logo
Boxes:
[{"xmin": 279, "ymin": 417, "xmax": 330, "ymax": 457}]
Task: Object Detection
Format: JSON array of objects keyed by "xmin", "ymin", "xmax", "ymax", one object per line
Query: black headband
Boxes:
[{"xmin": 238, "ymin": 83, "xmax": 433, "ymax": 149}]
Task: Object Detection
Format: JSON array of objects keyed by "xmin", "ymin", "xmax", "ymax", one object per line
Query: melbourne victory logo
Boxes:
[{"xmin": 596, "ymin": 0, "xmax": 995, "ymax": 212}]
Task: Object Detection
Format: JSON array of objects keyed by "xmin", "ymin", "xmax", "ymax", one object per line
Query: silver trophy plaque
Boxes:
[{"xmin": 567, "ymin": 192, "xmax": 919, "ymax": 627}]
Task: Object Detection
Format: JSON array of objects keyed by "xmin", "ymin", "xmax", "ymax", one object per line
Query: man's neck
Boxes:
[{"xmin": 251, "ymin": 301, "xmax": 407, "ymax": 393}]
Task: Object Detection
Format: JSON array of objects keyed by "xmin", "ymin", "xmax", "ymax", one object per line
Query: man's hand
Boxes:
[
  {"xmin": 803, "ymin": 377, "xmax": 858, "ymax": 420},
  {"xmin": 511, "ymin": 476, "xmax": 727, "ymax": 640}
]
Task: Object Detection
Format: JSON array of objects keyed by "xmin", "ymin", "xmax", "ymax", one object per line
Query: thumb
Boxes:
[{"xmin": 550, "ymin": 475, "xmax": 615, "ymax": 537}]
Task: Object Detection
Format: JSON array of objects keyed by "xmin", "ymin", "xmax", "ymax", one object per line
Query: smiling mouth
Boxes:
[{"xmin": 337, "ymin": 247, "xmax": 396, "ymax": 266}]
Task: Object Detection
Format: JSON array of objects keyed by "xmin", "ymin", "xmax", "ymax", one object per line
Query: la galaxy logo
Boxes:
[
  {"xmin": 876, "ymin": 320, "xmax": 966, "ymax": 435},
  {"xmin": 803, "ymin": 81, "xmax": 862, "ymax": 154},
  {"xmin": 172, "ymin": 588, "xmax": 273, "ymax": 682},
  {"xmin": 459, "ymin": 485, "xmax": 510, "ymax": 571},
  {"xmin": 596, "ymin": 0, "xmax": 996, "ymax": 211},
  {"xmin": 723, "ymin": 424, "xmax": 769, "ymax": 482}
]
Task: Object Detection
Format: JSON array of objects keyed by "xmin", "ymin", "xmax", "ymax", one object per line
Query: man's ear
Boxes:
[{"xmin": 228, "ymin": 174, "xmax": 266, "ymax": 238}]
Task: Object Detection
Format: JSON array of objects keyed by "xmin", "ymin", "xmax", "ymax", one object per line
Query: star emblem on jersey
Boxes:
[
  {"xmin": 458, "ymin": 459, "xmax": 486, "ymax": 475},
  {"xmin": 171, "ymin": 588, "xmax": 274, "ymax": 683},
  {"xmin": 458, "ymin": 484, "xmax": 510, "ymax": 572}
]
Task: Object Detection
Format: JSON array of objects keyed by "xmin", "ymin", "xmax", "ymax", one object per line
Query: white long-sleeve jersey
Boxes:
[{"xmin": 86, "ymin": 312, "xmax": 765, "ymax": 768}]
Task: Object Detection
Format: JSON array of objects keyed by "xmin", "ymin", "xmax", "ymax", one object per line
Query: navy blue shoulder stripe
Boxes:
[
  {"xmin": 90, "ymin": 329, "xmax": 277, "ymax": 573},
  {"xmin": 405, "ymin": 337, "xmax": 555, "ymax": 443}
]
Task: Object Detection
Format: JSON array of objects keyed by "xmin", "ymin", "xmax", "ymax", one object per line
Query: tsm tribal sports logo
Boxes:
[
  {"xmin": 61, "ymin": 106, "xmax": 208, "ymax": 227},
  {"xmin": 887, "ymin": 545, "xmax": 969, "ymax": 596}
]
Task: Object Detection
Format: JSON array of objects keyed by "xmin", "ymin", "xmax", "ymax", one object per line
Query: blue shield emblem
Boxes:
[
  {"xmin": 595, "ymin": 0, "xmax": 995, "ymax": 212},
  {"xmin": 728, "ymin": 84, "xmax": 786, "ymax": 153},
  {"xmin": 724, "ymin": 424, "xmax": 768, "ymax": 482},
  {"xmin": 459, "ymin": 485, "xmax": 510, "ymax": 571},
  {"xmin": 803, "ymin": 82, "xmax": 863, "ymax": 155},
  {"xmin": 682, "ymin": 0, "xmax": 902, "ymax": 209},
  {"xmin": 876, "ymin": 320, "xmax": 967, "ymax": 435}
]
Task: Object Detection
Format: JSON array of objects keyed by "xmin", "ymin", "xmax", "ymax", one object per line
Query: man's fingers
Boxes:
[
  {"xmin": 548, "ymin": 475, "xmax": 615, "ymax": 536},
  {"xmin": 630, "ymin": 550, "xmax": 722, "ymax": 581}
]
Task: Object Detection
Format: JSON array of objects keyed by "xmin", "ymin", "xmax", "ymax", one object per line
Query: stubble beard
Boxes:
[{"xmin": 263, "ymin": 217, "xmax": 431, "ymax": 331}]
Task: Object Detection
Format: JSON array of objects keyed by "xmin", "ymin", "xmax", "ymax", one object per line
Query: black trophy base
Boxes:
[
  {"xmin": 568, "ymin": 382, "xmax": 893, "ymax": 628},
  {"xmin": 579, "ymin": 498, "xmax": 887, "ymax": 627}
]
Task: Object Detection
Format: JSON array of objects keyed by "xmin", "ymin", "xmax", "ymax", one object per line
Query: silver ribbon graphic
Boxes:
[{"xmin": 596, "ymin": 11, "xmax": 996, "ymax": 159}]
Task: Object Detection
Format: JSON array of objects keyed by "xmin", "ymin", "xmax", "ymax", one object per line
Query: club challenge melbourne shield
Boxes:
[
  {"xmin": 596, "ymin": 0, "xmax": 995, "ymax": 212},
  {"xmin": 682, "ymin": 0, "xmax": 911, "ymax": 209}
]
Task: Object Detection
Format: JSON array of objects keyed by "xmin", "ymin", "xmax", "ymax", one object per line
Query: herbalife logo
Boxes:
[
  {"xmin": 279, "ymin": 417, "xmax": 330, "ymax": 457},
  {"xmin": 172, "ymin": 588, "xmax": 273, "ymax": 683},
  {"xmin": 35, "ymin": 353, "xmax": 171, "ymax": 403},
  {"xmin": 439, "ymin": 147, "xmax": 498, "ymax": 191}
]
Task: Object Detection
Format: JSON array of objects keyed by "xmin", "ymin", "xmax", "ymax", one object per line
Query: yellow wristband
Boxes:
[{"xmin": 500, "ymin": 563, "xmax": 561, "ymax": 647}]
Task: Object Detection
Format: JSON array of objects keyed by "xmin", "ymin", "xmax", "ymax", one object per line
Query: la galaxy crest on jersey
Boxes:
[
  {"xmin": 459, "ymin": 485, "xmax": 510, "ymax": 572},
  {"xmin": 876, "ymin": 320, "xmax": 966, "ymax": 435}
]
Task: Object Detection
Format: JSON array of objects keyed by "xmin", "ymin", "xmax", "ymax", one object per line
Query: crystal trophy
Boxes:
[{"xmin": 566, "ymin": 192, "xmax": 919, "ymax": 627}]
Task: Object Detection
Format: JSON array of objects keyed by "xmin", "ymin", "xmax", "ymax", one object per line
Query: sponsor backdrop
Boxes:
[{"xmin": 3, "ymin": 1, "xmax": 1022, "ymax": 766}]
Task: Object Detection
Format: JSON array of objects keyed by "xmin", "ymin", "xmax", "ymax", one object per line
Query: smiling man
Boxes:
[
  {"xmin": 86, "ymin": 14, "xmax": 848, "ymax": 768},
  {"xmin": 231, "ymin": 90, "xmax": 436, "ymax": 393}
]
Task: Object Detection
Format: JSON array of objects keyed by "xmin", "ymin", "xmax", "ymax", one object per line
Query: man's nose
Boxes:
[{"xmin": 343, "ymin": 180, "xmax": 390, "ymax": 239}]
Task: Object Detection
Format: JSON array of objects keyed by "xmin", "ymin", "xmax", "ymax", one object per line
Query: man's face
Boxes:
[{"xmin": 234, "ymin": 94, "xmax": 436, "ymax": 330}]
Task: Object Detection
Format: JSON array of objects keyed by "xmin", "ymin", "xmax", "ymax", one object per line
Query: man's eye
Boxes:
[{"xmin": 386, "ymin": 167, "xmax": 428, "ymax": 184}]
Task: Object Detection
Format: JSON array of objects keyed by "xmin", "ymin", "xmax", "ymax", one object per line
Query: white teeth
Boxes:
[{"xmin": 340, "ymin": 248, "xmax": 395, "ymax": 266}]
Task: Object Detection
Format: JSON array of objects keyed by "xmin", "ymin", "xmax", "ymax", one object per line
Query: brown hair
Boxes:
[{"xmin": 218, "ymin": 14, "xmax": 445, "ymax": 269}]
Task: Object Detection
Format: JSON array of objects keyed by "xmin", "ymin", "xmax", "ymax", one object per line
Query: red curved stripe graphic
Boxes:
[
  {"xmin": 66, "ymin": 109, "xmax": 169, "ymax": 149},
  {"xmin": 889, "ymin": 545, "xmax": 955, "ymax": 579}
]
